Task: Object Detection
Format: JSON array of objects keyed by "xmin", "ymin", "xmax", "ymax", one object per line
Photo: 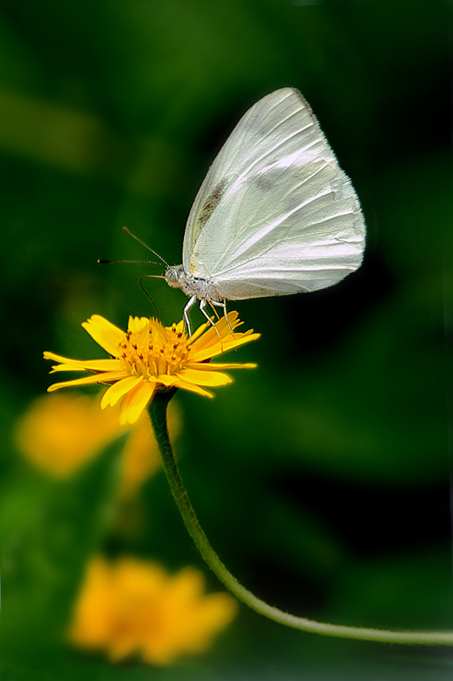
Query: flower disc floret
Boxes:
[{"xmin": 118, "ymin": 319, "xmax": 190, "ymax": 379}]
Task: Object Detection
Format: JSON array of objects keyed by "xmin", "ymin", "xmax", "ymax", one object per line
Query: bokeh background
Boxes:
[{"xmin": 1, "ymin": 0, "xmax": 453, "ymax": 679}]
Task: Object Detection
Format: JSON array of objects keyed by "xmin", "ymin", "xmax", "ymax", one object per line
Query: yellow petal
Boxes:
[
  {"xmin": 186, "ymin": 319, "xmax": 210, "ymax": 343},
  {"xmin": 100, "ymin": 376, "xmax": 145, "ymax": 409},
  {"xmin": 81, "ymin": 315, "xmax": 125, "ymax": 356},
  {"xmin": 119, "ymin": 382, "xmax": 155, "ymax": 424},
  {"xmin": 48, "ymin": 359, "xmax": 122, "ymax": 373},
  {"xmin": 189, "ymin": 332, "xmax": 260, "ymax": 363},
  {"xmin": 47, "ymin": 375, "xmax": 109, "ymax": 392},
  {"xmin": 176, "ymin": 368, "xmax": 232, "ymax": 387},
  {"xmin": 169, "ymin": 377, "xmax": 214, "ymax": 398},
  {"xmin": 156, "ymin": 374, "xmax": 179, "ymax": 387},
  {"xmin": 186, "ymin": 361, "xmax": 257, "ymax": 371},
  {"xmin": 212, "ymin": 311, "xmax": 242, "ymax": 336},
  {"xmin": 48, "ymin": 363, "xmax": 89, "ymax": 373},
  {"xmin": 47, "ymin": 370, "xmax": 127, "ymax": 393},
  {"xmin": 188, "ymin": 311, "xmax": 241, "ymax": 349},
  {"xmin": 127, "ymin": 316, "xmax": 150, "ymax": 334},
  {"xmin": 44, "ymin": 351, "xmax": 89, "ymax": 368}
]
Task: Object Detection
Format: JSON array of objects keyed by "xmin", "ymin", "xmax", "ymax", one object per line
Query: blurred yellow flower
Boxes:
[
  {"xmin": 69, "ymin": 555, "xmax": 238, "ymax": 665},
  {"xmin": 14, "ymin": 392, "xmax": 180, "ymax": 498},
  {"xmin": 43, "ymin": 311, "xmax": 259, "ymax": 424}
]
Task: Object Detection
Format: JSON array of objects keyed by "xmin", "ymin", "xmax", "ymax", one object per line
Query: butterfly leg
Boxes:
[
  {"xmin": 199, "ymin": 298, "xmax": 218, "ymax": 328},
  {"xmin": 207, "ymin": 301, "xmax": 221, "ymax": 320},
  {"xmin": 183, "ymin": 294, "xmax": 198, "ymax": 337},
  {"xmin": 199, "ymin": 299, "xmax": 224, "ymax": 344},
  {"xmin": 209, "ymin": 300, "xmax": 234, "ymax": 336}
]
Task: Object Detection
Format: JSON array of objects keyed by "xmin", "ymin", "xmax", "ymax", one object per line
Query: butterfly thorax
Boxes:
[{"xmin": 164, "ymin": 265, "xmax": 223, "ymax": 302}]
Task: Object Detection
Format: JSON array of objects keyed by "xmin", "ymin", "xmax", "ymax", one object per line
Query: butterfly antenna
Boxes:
[
  {"xmin": 122, "ymin": 227, "xmax": 169, "ymax": 267},
  {"xmin": 98, "ymin": 258, "xmax": 164, "ymax": 267},
  {"xmin": 140, "ymin": 275, "xmax": 161, "ymax": 320}
]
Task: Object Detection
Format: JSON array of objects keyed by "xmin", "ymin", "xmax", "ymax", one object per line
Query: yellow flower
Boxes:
[
  {"xmin": 44, "ymin": 311, "xmax": 259, "ymax": 425},
  {"xmin": 68, "ymin": 555, "xmax": 238, "ymax": 665},
  {"xmin": 14, "ymin": 392, "xmax": 180, "ymax": 498}
]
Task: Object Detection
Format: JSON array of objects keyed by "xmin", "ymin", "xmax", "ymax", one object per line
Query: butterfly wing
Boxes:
[{"xmin": 182, "ymin": 87, "xmax": 365, "ymax": 300}]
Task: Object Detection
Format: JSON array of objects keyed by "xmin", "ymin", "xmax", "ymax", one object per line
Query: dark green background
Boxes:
[{"xmin": 1, "ymin": 1, "xmax": 452, "ymax": 679}]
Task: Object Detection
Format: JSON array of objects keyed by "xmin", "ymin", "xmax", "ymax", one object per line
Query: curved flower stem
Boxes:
[{"xmin": 148, "ymin": 389, "xmax": 453, "ymax": 646}]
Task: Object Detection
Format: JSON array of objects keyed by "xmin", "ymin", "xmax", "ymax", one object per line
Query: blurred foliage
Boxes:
[{"xmin": 1, "ymin": 0, "xmax": 453, "ymax": 679}]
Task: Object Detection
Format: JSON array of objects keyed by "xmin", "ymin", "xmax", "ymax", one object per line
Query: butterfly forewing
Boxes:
[
  {"xmin": 182, "ymin": 87, "xmax": 365, "ymax": 299},
  {"xmin": 183, "ymin": 90, "xmax": 317, "ymax": 264}
]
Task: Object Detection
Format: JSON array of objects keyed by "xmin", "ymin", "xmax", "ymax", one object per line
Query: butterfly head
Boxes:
[{"xmin": 164, "ymin": 265, "xmax": 186, "ymax": 290}]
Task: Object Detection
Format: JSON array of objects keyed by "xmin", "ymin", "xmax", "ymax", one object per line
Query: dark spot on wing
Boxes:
[
  {"xmin": 195, "ymin": 178, "xmax": 228, "ymax": 230},
  {"xmin": 253, "ymin": 167, "xmax": 275, "ymax": 192}
]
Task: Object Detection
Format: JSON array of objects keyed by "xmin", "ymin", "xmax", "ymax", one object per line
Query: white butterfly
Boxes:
[{"xmin": 164, "ymin": 87, "xmax": 366, "ymax": 335}]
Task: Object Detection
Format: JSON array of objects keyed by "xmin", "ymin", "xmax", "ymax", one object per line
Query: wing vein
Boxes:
[{"xmin": 234, "ymin": 123, "xmax": 314, "ymax": 183}]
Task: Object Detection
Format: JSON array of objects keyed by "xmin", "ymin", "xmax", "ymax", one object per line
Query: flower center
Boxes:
[{"xmin": 117, "ymin": 320, "xmax": 189, "ymax": 379}]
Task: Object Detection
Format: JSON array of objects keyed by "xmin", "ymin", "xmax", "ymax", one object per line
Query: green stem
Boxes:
[{"xmin": 148, "ymin": 390, "xmax": 453, "ymax": 646}]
